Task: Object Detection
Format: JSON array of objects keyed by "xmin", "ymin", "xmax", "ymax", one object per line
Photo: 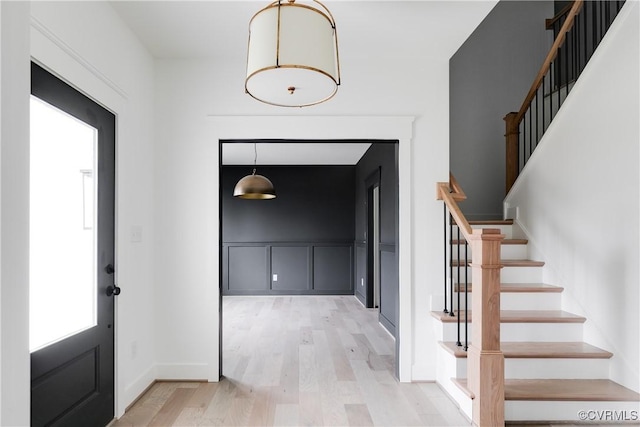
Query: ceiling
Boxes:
[{"xmin": 109, "ymin": 0, "xmax": 497, "ymax": 164}]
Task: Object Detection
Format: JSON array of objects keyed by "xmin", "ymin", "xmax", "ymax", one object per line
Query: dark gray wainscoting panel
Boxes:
[
  {"xmin": 313, "ymin": 246, "xmax": 352, "ymax": 292},
  {"xmin": 354, "ymin": 242, "xmax": 366, "ymax": 305},
  {"xmin": 228, "ymin": 246, "xmax": 268, "ymax": 292},
  {"xmin": 379, "ymin": 244, "xmax": 397, "ymax": 337},
  {"xmin": 223, "ymin": 242, "xmax": 353, "ymax": 295},
  {"xmin": 271, "ymin": 246, "xmax": 310, "ymax": 291}
]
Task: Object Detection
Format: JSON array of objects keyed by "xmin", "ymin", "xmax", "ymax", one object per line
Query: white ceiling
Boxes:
[
  {"xmin": 109, "ymin": 0, "xmax": 497, "ymax": 164},
  {"xmin": 222, "ymin": 142, "xmax": 372, "ymax": 165}
]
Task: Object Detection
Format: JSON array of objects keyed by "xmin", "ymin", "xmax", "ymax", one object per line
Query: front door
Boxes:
[{"xmin": 30, "ymin": 62, "xmax": 117, "ymax": 427}]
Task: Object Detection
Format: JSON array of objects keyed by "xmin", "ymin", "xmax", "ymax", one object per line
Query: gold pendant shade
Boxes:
[
  {"xmin": 233, "ymin": 168, "xmax": 276, "ymax": 200},
  {"xmin": 245, "ymin": 0, "xmax": 340, "ymax": 107}
]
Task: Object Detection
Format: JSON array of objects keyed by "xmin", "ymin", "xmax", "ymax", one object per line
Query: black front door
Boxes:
[{"xmin": 30, "ymin": 62, "xmax": 116, "ymax": 427}]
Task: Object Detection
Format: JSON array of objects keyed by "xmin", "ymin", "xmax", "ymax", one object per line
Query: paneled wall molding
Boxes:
[{"xmin": 222, "ymin": 242, "xmax": 353, "ymax": 296}]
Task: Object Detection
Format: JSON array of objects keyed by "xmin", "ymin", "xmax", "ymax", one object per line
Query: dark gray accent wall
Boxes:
[
  {"xmin": 354, "ymin": 143, "xmax": 398, "ymax": 336},
  {"xmin": 222, "ymin": 166, "xmax": 355, "ymax": 295},
  {"xmin": 450, "ymin": 1, "xmax": 554, "ymax": 220}
]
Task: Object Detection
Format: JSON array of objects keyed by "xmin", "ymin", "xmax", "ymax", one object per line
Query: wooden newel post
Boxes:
[
  {"xmin": 467, "ymin": 228, "xmax": 505, "ymax": 427},
  {"xmin": 504, "ymin": 112, "xmax": 519, "ymax": 195}
]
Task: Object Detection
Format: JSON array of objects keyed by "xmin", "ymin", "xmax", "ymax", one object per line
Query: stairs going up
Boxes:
[{"xmin": 432, "ymin": 219, "xmax": 640, "ymax": 423}]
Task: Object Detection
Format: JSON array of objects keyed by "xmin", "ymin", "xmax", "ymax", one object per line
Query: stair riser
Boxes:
[
  {"xmin": 450, "ymin": 244, "xmax": 528, "ymax": 261},
  {"xmin": 450, "ymin": 266, "xmax": 543, "ymax": 284},
  {"xmin": 439, "ymin": 322, "xmax": 584, "ymax": 342},
  {"xmin": 452, "ymin": 224, "xmax": 513, "ymax": 238},
  {"xmin": 506, "ymin": 401, "xmax": 640, "ymax": 423},
  {"xmin": 440, "ymin": 353, "xmax": 608, "ymax": 380},
  {"xmin": 506, "ymin": 358, "xmax": 610, "ymax": 379},
  {"xmin": 450, "ymin": 291, "xmax": 561, "ymax": 311}
]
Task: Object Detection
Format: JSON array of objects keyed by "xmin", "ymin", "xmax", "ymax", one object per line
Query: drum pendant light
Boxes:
[
  {"xmin": 245, "ymin": 0, "xmax": 341, "ymax": 107},
  {"xmin": 233, "ymin": 144, "xmax": 276, "ymax": 200}
]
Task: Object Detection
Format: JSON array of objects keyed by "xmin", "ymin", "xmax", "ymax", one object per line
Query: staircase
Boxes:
[{"xmin": 432, "ymin": 219, "xmax": 640, "ymax": 423}]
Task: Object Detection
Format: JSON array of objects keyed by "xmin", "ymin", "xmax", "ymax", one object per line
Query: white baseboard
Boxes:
[
  {"xmin": 411, "ymin": 363, "xmax": 436, "ymax": 381},
  {"xmin": 154, "ymin": 363, "xmax": 212, "ymax": 381}
]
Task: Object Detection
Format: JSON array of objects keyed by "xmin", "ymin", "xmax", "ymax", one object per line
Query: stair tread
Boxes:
[
  {"xmin": 451, "ymin": 238, "xmax": 528, "ymax": 245},
  {"xmin": 454, "ymin": 379, "xmax": 640, "ymax": 401},
  {"xmin": 459, "ymin": 219, "xmax": 514, "ymax": 226},
  {"xmin": 440, "ymin": 341, "xmax": 613, "ymax": 359},
  {"xmin": 505, "ymin": 379, "xmax": 640, "ymax": 401},
  {"xmin": 454, "ymin": 283, "xmax": 564, "ymax": 293},
  {"xmin": 451, "ymin": 259, "xmax": 545, "ymax": 267},
  {"xmin": 431, "ymin": 309, "xmax": 586, "ymax": 323}
]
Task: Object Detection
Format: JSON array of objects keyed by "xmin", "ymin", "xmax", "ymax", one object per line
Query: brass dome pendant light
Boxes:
[{"xmin": 233, "ymin": 143, "xmax": 276, "ymax": 200}]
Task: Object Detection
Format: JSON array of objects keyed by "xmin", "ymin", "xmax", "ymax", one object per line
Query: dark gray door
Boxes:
[{"xmin": 30, "ymin": 62, "xmax": 116, "ymax": 427}]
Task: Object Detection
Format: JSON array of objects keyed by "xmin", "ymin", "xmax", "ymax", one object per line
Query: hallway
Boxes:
[{"xmin": 114, "ymin": 295, "xmax": 470, "ymax": 426}]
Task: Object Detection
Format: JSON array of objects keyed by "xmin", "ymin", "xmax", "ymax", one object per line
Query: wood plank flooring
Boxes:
[{"xmin": 113, "ymin": 296, "xmax": 471, "ymax": 426}]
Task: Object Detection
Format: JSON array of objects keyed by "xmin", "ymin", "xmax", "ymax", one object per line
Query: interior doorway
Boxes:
[{"xmin": 365, "ymin": 169, "xmax": 381, "ymax": 311}]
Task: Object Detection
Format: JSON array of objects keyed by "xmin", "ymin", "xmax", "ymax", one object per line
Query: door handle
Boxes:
[
  {"xmin": 104, "ymin": 264, "xmax": 115, "ymax": 274},
  {"xmin": 106, "ymin": 285, "xmax": 121, "ymax": 297}
]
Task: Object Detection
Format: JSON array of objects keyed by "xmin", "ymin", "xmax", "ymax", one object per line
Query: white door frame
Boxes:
[{"xmin": 209, "ymin": 115, "xmax": 414, "ymax": 382}]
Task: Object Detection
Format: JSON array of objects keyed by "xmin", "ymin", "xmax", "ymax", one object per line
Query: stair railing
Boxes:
[
  {"xmin": 505, "ymin": 0, "xmax": 626, "ymax": 194},
  {"xmin": 437, "ymin": 174, "xmax": 505, "ymax": 426}
]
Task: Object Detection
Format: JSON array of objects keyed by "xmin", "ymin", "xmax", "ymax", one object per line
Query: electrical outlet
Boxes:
[{"xmin": 273, "ymin": 274, "xmax": 278, "ymax": 282}]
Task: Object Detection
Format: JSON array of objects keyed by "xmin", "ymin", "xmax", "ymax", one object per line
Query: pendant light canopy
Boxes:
[
  {"xmin": 233, "ymin": 144, "xmax": 276, "ymax": 200},
  {"xmin": 245, "ymin": 0, "xmax": 341, "ymax": 107}
]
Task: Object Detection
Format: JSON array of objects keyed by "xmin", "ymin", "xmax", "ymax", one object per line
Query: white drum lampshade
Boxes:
[{"xmin": 246, "ymin": 0, "xmax": 341, "ymax": 107}]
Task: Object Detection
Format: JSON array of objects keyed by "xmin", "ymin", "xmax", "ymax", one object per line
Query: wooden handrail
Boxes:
[
  {"xmin": 514, "ymin": 0, "xmax": 584, "ymax": 125},
  {"xmin": 436, "ymin": 173, "xmax": 472, "ymax": 239},
  {"xmin": 545, "ymin": 2, "xmax": 574, "ymax": 29}
]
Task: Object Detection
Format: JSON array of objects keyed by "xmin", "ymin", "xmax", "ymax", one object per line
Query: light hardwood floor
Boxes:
[{"xmin": 113, "ymin": 295, "xmax": 472, "ymax": 426}]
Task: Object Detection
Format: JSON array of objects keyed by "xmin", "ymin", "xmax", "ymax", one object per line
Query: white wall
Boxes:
[
  {"xmin": 450, "ymin": 0, "xmax": 553, "ymax": 220},
  {"xmin": 0, "ymin": 1, "xmax": 157, "ymax": 421},
  {"xmin": 0, "ymin": 1, "xmax": 497, "ymax": 421},
  {"xmin": 0, "ymin": 2, "xmax": 31, "ymax": 425},
  {"xmin": 505, "ymin": 1, "xmax": 639, "ymax": 392},
  {"xmin": 153, "ymin": 50, "xmax": 455, "ymax": 381}
]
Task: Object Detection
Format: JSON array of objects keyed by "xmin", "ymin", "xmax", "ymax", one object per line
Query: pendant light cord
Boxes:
[{"xmin": 253, "ymin": 143, "xmax": 258, "ymax": 175}]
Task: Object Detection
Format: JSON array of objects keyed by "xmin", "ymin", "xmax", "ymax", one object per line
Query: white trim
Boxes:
[
  {"xmin": 30, "ymin": 15, "xmax": 128, "ymax": 100},
  {"xmin": 209, "ymin": 115, "xmax": 414, "ymax": 382}
]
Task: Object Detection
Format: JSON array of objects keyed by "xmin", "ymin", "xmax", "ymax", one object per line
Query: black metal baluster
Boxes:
[
  {"xmin": 456, "ymin": 225, "xmax": 461, "ymax": 345},
  {"xmin": 564, "ymin": 28, "xmax": 570, "ymax": 100},
  {"xmin": 556, "ymin": 49, "xmax": 561, "ymax": 111},
  {"xmin": 520, "ymin": 121, "xmax": 525, "ymax": 173},
  {"xmin": 528, "ymin": 102, "xmax": 533, "ymax": 157},
  {"xmin": 536, "ymin": 88, "xmax": 540, "ymax": 147},
  {"xmin": 449, "ymin": 214, "xmax": 454, "ymax": 316},
  {"xmin": 443, "ymin": 203, "xmax": 448, "ymax": 313},
  {"xmin": 542, "ymin": 75, "xmax": 546, "ymax": 135},
  {"xmin": 592, "ymin": 1, "xmax": 598, "ymax": 55},
  {"xmin": 550, "ymin": 60, "xmax": 554, "ymax": 125},
  {"xmin": 464, "ymin": 238, "xmax": 469, "ymax": 351}
]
